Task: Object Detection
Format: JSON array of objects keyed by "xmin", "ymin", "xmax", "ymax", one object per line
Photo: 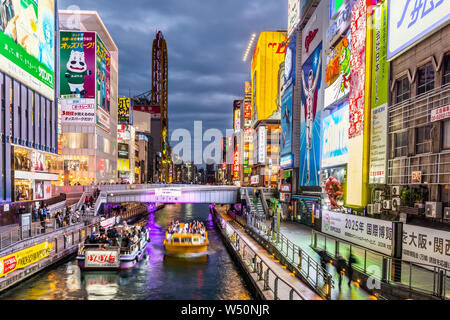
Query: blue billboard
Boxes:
[
  {"xmin": 284, "ymin": 33, "xmax": 297, "ymax": 87},
  {"xmin": 300, "ymin": 42, "xmax": 322, "ymax": 187},
  {"xmin": 281, "ymin": 85, "xmax": 293, "ymax": 156},
  {"xmin": 321, "ymin": 102, "xmax": 349, "ymax": 168}
]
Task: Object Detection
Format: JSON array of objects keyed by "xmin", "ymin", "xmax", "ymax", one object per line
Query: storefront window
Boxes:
[
  {"xmin": 62, "ymin": 133, "xmax": 89, "ymax": 149},
  {"xmin": 14, "ymin": 180, "xmax": 33, "ymax": 202}
]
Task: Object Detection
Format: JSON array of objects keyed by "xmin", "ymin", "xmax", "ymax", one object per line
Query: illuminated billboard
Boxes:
[
  {"xmin": 387, "ymin": 0, "xmax": 450, "ymax": 61},
  {"xmin": 0, "ymin": 0, "xmax": 55, "ymax": 100},
  {"xmin": 96, "ymin": 35, "xmax": 111, "ymax": 132},
  {"xmin": 60, "ymin": 32, "xmax": 96, "ymax": 99},
  {"xmin": 321, "ymin": 102, "xmax": 349, "ymax": 168},
  {"xmin": 251, "ymin": 32, "xmax": 287, "ymax": 122},
  {"xmin": 370, "ymin": 0, "xmax": 389, "ymax": 185},
  {"xmin": 118, "ymin": 97, "xmax": 131, "ymax": 124},
  {"xmin": 300, "ymin": 42, "xmax": 323, "ymax": 187},
  {"xmin": 288, "ymin": 0, "xmax": 300, "ymax": 38},
  {"xmin": 324, "ymin": 30, "xmax": 351, "ymax": 109},
  {"xmin": 60, "ymin": 98, "xmax": 96, "ymax": 124},
  {"xmin": 281, "ymin": 85, "xmax": 293, "ymax": 156},
  {"xmin": 117, "ymin": 159, "xmax": 130, "ymax": 171},
  {"xmin": 284, "ymin": 33, "xmax": 297, "ymax": 88}
]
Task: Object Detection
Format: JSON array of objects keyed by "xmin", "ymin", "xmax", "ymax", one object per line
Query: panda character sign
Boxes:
[{"xmin": 65, "ymin": 50, "xmax": 92, "ymax": 96}]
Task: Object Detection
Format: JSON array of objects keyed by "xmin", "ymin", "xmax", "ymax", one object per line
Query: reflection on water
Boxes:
[{"xmin": 0, "ymin": 203, "xmax": 253, "ymax": 300}]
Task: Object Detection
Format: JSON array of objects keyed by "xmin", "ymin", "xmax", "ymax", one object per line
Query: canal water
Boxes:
[{"xmin": 0, "ymin": 203, "xmax": 253, "ymax": 300}]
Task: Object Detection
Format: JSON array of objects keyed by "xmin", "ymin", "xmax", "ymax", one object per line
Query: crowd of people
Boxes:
[
  {"xmin": 85, "ymin": 221, "xmax": 145, "ymax": 249},
  {"xmin": 167, "ymin": 220, "xmax": 206, "ymax": 238}
]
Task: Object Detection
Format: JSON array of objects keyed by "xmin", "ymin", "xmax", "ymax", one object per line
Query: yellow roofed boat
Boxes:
[{"xmin": 163, "ymin": 223, "xmax": 209, "ymax": 255}]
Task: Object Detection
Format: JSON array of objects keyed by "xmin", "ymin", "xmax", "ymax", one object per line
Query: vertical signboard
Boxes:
[
  {"xmin": 284, "ymin": 33, "xmax": 297, "ymax": 89},
  {"xmin": 369, "ymin": 0, "xmax": 389, "ymax": 184},
  {"xmin": 281, "ymin": 85, "xmax": 293, "ymax": 156},
  {"xmin": 324, "ymin": 30, "xmax": 351, "ymax": 109},
  {"xmin": 118, "ymin": 97, "xmax": 131, "ymax": 124},
  {"xmin": 288, "ymin": 0, "xmax": 300, "ymax": 38},
  {"xmin": 96, "ymin": 35, "xmax": 111, "ymax": 132},
  {"xmin": 0, "ymin": 0, "xmax": 55, "ymax": 100},
  {"xmin": 346, "ymin": 0, "xmax": 368, "ymax": 207},
  {"xmin": 60, "ymin": 32, "xmax": 96, "ymax": 99},
  {"xmin": 300, "ymin": 43, "xmax": 323, "ymax": 186},
  {"xmin": 348, "ymin": 0, "xmax": 367, "ymax": 139},
  {"xmin": 257, "ymin": 126, "xmax": 267, "ymax": 164}
]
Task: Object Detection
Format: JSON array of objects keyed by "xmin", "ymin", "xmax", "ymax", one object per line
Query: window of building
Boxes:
[
  {"xmin": 443, "ymin": 119, "xmax": 450, "ymax": 150},
  {"xmin": 394, "ymin": 131, "xmax": 408, "ymax": 158},
  {"xmin": 396, "ymin": 77, "xmax": 410, "ymax": 104},
  {"xmin": 416, "ymin": 125, "xmax": 432, "ymax": 154},
  {"xmin": 443, "ymin": 53, "xmax": 450, "ymax": 85},
  {"xmin": 417, "ymin": 64, "xmax": 435, "ymax": 95}
]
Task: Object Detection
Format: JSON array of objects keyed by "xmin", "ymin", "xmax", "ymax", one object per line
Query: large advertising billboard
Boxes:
[
  {"xmin": 251, "ymin": 31, "xmax": 286, "ymax": 122},
  {"xmin": 281, "ymin": 85, "xmax": 293, "ymax": 157},
  {"xmin": 321, "ymin": 102, "xmax": 349, "ymax": 168},
  {"xmin": 324, "ymin": 30, "xmax": 351, "ymax": 109},
  {"xmin": 96, "ymin": 35, "xmax": 111, "ymax": 132},
  {"xmin": 369, "ymin": 0, "xmax": 389, "ymax": 185},
  {"xmin": 387, "ymin": 0, "xmax": 450, "ymax": 61},
  {"xmin": 284, "ymin": 32, "xmax": 297, "ymax": 88},
  {"xmin": 0, "ymin": 0, "xmax": 55, "ymax": 100},
  {"xmin": 60, "ymin": 31, "xmax": 96, "ymax": 99},
  {"xmin": 300, "ymin": 42, "xmax": 322, "ymax": 187}
]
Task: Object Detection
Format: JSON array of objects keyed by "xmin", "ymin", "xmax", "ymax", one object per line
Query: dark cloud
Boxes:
[{"xmin": 59, "ymin": 0, "xmax": 286, "ymax": 163}]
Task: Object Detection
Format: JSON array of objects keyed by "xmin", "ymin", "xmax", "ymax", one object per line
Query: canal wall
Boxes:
[
  {"xmin": 0, "ymin": 219, "xmax": 101, "ymax": 293},
  {"xmin": 211, "ymin": 207, "xmax": 272, "ymax": 300}
]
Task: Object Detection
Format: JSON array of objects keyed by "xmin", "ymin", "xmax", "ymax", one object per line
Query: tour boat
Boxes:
[
  {"xmin": 76, "ymin": 222, "xmax": 150, "ymax": 271},
  {"xmin": 163, "ymin": 223, "xmax": 209, "ymax": 255}
]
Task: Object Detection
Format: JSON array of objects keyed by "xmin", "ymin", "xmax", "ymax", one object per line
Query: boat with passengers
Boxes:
[
  {"xmin": 163, "ymin": 220, "xmax": 209, "ymax": 255},
  {"xmin": 77, "ymin": 216, "xmax": 150, "ymax": 270}
]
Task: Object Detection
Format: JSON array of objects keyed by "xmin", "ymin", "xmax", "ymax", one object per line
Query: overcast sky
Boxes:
[{"xmin": 59, "ymin": 0, "xmax": 286, "ymax": 163}]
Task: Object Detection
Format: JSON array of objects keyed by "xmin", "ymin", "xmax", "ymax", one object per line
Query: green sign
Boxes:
[
  {"xmin": 0, "ymin": 0, "xmax": 55, "ymax": 99},
  {"xmin": 371, "ymin": 0, "xmax": 389, "ymax": 109}
]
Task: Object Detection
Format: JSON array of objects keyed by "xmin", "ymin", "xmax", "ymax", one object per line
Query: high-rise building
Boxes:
[
  {"xmin": 58, "ymin": 10, "xmax": 119, "ymax": 185},
  {"xmin": 0, "ymin": 0, "xmax": 59, "ymax": 224}
]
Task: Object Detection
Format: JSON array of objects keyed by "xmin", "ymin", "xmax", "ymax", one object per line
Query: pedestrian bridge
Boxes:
[{"xmin": 97, "ymin": 184, "xmax": 240, "ymax": 204}]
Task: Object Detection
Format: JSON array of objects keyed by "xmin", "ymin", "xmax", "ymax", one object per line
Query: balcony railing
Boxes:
[{"xmin": 389, "ymin": 83, "xmax": 450, "ymax": 134}]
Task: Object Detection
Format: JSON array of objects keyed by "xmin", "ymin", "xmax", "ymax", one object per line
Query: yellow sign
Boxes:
[
  {"xmin": 117, "ymin": 159, "xmax": 130, "ymax": 171},
  {"xmin": 0, "ymin": 241, "xmax": 53, "ymax": 278},
  {"xmin": 251, "ymin": 31, "xmax": 287, "ymax": 121}
]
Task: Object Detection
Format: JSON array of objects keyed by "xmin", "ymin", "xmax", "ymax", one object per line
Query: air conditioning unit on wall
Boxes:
[
  {"xmin": 444, "ymin": 208, "xmax": 450, "ymax": 221},
  {"xmin": 392, "ymin": 197, "xmax": 401, "ymax": 211},
  {"xmin": 374, "ymin": 203, "xmax": 382, "ymax": 214},
  {"xmin": 367, "ymin": 204, "xmax": 374, "ymax": 215},
  {"xmin": 425, "ymin": 202, "xmax": 443, "ymax": 219},
  {"xmin": 392, "ymin": 186, "xmax": 402, "ymax": 196},
  {"xmin": 374, "ymin": 190, "xmax": 383, "ymax": 202},
  {"xmin": 383, "ymin": 200, "xmax": 392, "ymax": 210}
]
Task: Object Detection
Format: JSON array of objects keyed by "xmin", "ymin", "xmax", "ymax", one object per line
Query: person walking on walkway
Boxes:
[
  {"xmin": 347, "ymin": 253, "xmax": 357, "ymax": 286},
  {"xmin": 336, "ymin": 257, "xmax": 346, "ymax": 288}
]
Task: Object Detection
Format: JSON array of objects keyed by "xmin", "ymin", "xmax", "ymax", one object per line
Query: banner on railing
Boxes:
[
  {"xmin": 321, "ymin": 210, "xmax": 393, "ymax": 255},
  {"xmin": 0, "ymin": 241, "xmax": 53, "ymax": 278},
  {"xmin": 402, "ymin": 224, "xmax": 450, "ymax": 271}
]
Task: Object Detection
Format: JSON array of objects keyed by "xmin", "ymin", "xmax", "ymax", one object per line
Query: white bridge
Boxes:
[{"xmin": 97, "ymin": 184, "xmax": 240, "ymax": 204}]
